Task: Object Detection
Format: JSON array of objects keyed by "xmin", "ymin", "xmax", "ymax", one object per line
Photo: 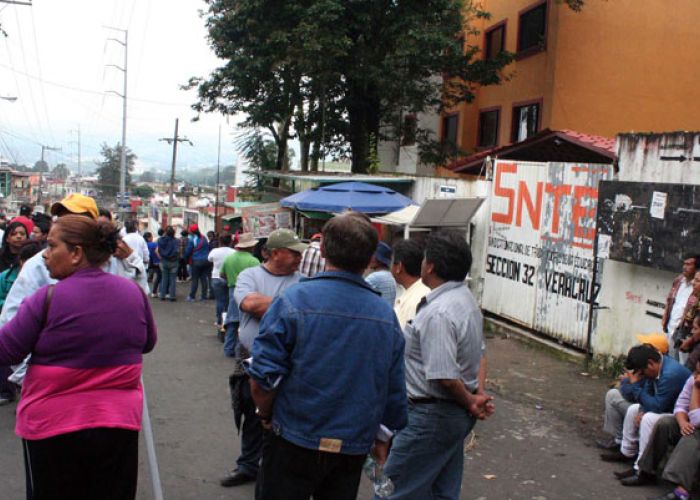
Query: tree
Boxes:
[
  {"xmin": 32, "ymin": 160, "xmax": 48, "ymax": 173},
  {"xmin": 139, "ymin": 170, "xmax": 157, "ymax": 183},
  {"xmin": 192, "ymin": 0, "xmax": 513, "ymax": 173},
  {"xmin": 132, "ymin": 185, "xmax": 155, "ymax": 199},
  {"xmin": 96, "ymin": 143, "xmax": 136, "ymax": 197},
  {"xmin": 52, "ymin": 163, "xmax": 70, "ymax": 180}
]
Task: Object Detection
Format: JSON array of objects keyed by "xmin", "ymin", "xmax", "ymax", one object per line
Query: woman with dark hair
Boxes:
[
  {"xmin": 0, "ymin": 240, "xmax": 43, "ymax": 311},
  {"xmin": 0, "ymin": 215, "xmax": 157, "ymax": 499},
  {"xmin": 0, "ymin": 220, "xmax": 30, "ymax": 272}
]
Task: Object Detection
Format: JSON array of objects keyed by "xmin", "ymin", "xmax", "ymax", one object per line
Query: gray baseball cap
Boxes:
[{"xmin": 266, "ymin": 229, "xmax": 308, "ymax": 253}]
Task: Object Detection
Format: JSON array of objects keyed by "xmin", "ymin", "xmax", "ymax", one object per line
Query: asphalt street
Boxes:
[{"xmin": 0, "ymin": 283, "xmax": 684, "ymax": 499}]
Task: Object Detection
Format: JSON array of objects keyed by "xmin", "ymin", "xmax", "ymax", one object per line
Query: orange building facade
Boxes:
[{"xmin": 445, "ymin": 0, "xmax": 700, "ymax": 154}]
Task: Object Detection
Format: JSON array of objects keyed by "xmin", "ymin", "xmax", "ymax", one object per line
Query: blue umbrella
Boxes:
[{"xmin": 280, "ymin": 181, "xmax": 415, "ymax": 214}]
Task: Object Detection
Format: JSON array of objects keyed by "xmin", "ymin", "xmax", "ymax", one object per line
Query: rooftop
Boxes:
[{"xmin": 446, "ymin": 129, "xmax": 617, "ymax": 175}]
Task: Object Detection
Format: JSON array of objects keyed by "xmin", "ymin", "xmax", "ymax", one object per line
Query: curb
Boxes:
[{"xmin": 485, "ymin": 316, "xmax": 587, "ymax": 365}]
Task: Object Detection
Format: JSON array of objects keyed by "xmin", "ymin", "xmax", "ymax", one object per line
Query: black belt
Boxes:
[{"xmin": 409, "ymin": 397, "xmax": 453, "ymax": 405}]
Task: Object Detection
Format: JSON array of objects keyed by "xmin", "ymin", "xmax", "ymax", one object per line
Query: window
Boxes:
[
  {"xmin": 401, "ymin": 114, "xmax": 418, "ymax": 147},
  {"xmin": 485, "ymin": 23, "xmax": 506, "ymax": 61},
  {"xmin": 442, "ymin": 114, "xmax": 459, "ymax": 146},
  {"xmin": 478, "ymin": 109, "xmax": 500, "ymax": 148},
  {"xmin": 517, "ymin": 2, "xmax": 547, "ymax": 54},
  {"xmin": 511, "ymin": 102, "xmax": 540, "ymax": 142}
]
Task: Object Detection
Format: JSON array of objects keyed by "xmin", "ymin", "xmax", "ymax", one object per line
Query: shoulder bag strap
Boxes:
[{"xmin": 42, "ymin": 285, "xmax": 54, "ymax": 329}]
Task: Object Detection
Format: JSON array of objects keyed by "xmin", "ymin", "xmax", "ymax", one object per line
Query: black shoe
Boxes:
[
  {"xmin": 600, "ymin": 450, "xmax": 635, "ymax": 463},
  {"xmin": 596, "ymin": 437, "xmax": 619, "ymax": 450},
  {"xmin": 220, "ymin": 470, "xmax": 255, "ymax": 487},
  {"xmin": 620, "ymin": 471, "xmax": 654, "ymax": 486},
  {"xmin": 648, "ymin": 491, "xmax": 682, "ymax": 500},
  {"xmin": 614, "ymin": 468, "xmax": 636, "ymax": 479}
]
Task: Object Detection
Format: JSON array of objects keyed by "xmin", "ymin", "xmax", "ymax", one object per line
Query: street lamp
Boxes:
[{"xmin": 0, "ymin": 96, "xmax": 17, "ymax": 102}]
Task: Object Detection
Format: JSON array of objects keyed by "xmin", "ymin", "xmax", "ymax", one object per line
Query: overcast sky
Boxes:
[{"xmin": 0, "ymin": 0, "xmax": 243, "ymax": 175}]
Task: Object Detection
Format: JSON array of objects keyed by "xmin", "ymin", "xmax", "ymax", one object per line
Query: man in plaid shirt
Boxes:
[{"xmin": 299, "ymin": 233, "xmax": 326, "ymax": 277}]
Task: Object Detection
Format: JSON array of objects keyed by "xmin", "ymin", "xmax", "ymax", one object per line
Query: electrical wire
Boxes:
[
  {"xmin": 12, "ymin": 6, "xmax": 46, "ymax": 142},
  {"xmin": 29, "ymin": 8, "xmax": 55, "ymax": 144},
  {"xmin": 0, "ymin": 62, "xmax": 192, "ymax": 107}
]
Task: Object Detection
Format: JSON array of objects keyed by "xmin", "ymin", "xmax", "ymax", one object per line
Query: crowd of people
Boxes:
[
  {"xmin": 1, "ymin": 194, "xmax": 697, "ymax": 499},
  {"xmin": 596, "ymin": 254, "xmax": 700, "ymax": 500},
  {"xmin": 0, "ymin": 195, "xmax": 154, "ymax": 499}
]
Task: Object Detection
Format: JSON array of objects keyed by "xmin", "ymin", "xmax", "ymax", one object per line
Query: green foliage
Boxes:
[
  {"xmin": 132, "ymin": 185, "xmax": 155, "ymax": 199},
  {"xmin": 192, "ymin": 0, "xmax": 513, "ymax": 173},
  {"xmin": 139, "ymin": 170, "xmax": 157, "ymax": 183},
  {"xmin": 52, "ymin": 163, "xmax": 70, "ymax": 181},
  {"xmin": 96, "ymin": 143, "xmax": 136, "ymax": 197},
  {"xmin": 32, "ymin": 160, "xmax": 48, "ymax": 173}
]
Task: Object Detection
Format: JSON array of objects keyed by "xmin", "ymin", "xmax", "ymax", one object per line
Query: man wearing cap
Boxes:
[
  {"xmin": 299, "ymin": 233, "xmax": 326, "ymax": 278},
  {"xmin": 220, "ymin": 232, "xmax": 260, "ymax": 357},
  {"xmin": 247, "ymin": 213, "xmax": 407, "ymax": 499},
  {"xmin": 631, "ymin": 360, "xmax": 700, "ymax": 499},
  {"xmin": 220, "ymin": 229, "xmax": 306, "ymax": 488},
  {"xmin": 600, "ymin": 344, "xmax": 689, "ymax": 477},
  {"xmin": 365, "ymin": 241, "xmax": 397, "ymax": 306},
  {"xmin": 663, "ymin": 255, "xmax": 699, "ymax": 361}
]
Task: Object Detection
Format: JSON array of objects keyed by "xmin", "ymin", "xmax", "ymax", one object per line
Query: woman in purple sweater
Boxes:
[{"xmin": 0, "ymin": 215, "xmax": 157, "ymax": 500}]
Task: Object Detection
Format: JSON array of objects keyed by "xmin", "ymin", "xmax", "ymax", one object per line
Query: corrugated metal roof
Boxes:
[{"xmin": 446, "ymin": 129, "xmax": 617, "ymax": 174}]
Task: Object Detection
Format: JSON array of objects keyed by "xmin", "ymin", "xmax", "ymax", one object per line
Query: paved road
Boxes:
[{"xmin": 0, "ymin": 284, "xmax": 680, "ymax": 498}]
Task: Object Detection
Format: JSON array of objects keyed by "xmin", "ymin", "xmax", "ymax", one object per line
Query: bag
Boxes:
[{"xmin": 672, "ymin": 324, "xmax": 690, "ymax": 349}]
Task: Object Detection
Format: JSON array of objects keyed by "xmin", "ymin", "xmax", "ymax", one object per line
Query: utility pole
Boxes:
[
  {"xmin": 105, "ymin": 27, "xmax": 128, "ymax": 214},
  {"xmin": 214, "ymin": 124, "xmax": 221, "ymax": 233},
  {"xmin": 159, "ymin": 119, "xmax": 192, "ymax": 227},
  {"xmin": 37, "ymin": 145, "xmax": 61, "ymax": 206}
]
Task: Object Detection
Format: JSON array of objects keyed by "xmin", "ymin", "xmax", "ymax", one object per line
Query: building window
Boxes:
[
  {"xmin": 478, "ymin": 109, "xmax": 500, "ymax": 148},
  {"xmin": 485, "ymin": 23, "xmax": 506, "ymax": 61},
  {"xmin": 517, "ymin": 2, "xmax": 547, "ymax": 55},
  {"xmin": 401, "ymin": 114, "xmax": 418, "ymax": 147},
  {"xmin": 442, "ymin": 114, "xmax": 459, "ymax": 146},
  {"xmin": 511, "ymin": 102, "xmax": 540, "ymax": 142}
]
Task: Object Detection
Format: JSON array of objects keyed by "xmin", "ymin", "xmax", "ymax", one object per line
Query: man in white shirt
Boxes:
[
  {"xmin": 208, "ymin": 233, "xmax": 235, "ymax": 330},
  {"xmin": 663, "ymin": 255, "xmax": 699, "ymax": 361},
  {"xmin": 122, "ymin": 219, "xmax": 150, "ymax": 266},
  {"xmin": 390, "ymin": 239, "xmax": 430, "ymax": 329}
]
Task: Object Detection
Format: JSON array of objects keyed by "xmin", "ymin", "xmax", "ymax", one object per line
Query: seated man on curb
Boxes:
[
  {"xmin": 600, "ymin": 343, "xmax": 689, "ymax": 471},
  {"xmin": 598, "ymin": 335, "xmax": 670, "ymax": 451},
  {"xmin": 624, "ymin": 358, "xmax": 700, "ymax": 500}
]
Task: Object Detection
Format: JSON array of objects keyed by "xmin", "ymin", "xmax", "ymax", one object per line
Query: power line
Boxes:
[
  {"xmin": 11, "ymin": 7, "xmax": 45, "ymax": 141},
  {"xmin": 29, "ymin": 8, "xmax": 56, "ymax": 144},
  {"xmin": 0, "ymin": 62, "xmax": 193, "ymax": 106}
]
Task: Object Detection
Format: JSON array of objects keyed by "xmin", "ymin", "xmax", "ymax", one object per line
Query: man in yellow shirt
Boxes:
[{"xmin": 391, "ymin": 239, "xmax": 430, "ymax": 329}]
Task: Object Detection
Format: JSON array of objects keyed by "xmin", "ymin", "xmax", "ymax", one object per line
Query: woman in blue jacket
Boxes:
[{"xmin": 184, "ymin": 224, "xmax": 209, "ymax": 301}]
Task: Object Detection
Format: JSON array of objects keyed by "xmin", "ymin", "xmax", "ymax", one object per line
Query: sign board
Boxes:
[
  {"xmin": 240, "ymin": 203, "xmax": 292, "ymax": 238},
  {"xmin": 596, "ymin": 180, "xmax": 700, "ymax": 272},
  {"xmin": 482, "ymin": 160, "xmax": 613, "ymax": 348},
  {"xmin": 438, "ymin": 185, "xmax": 457, "ymax": 198}
]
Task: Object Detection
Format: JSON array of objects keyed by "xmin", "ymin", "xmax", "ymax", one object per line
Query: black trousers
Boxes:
[
  {"xmin": 23, "ymin": 428, "xmax": 139, "ymax": 500},
  {"xmin": 256, "ymin": 433, "xmax": 365, "ymax": 500}
]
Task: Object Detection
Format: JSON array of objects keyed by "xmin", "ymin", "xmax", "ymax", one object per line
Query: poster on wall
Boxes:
[
  {"xmin": 241, "ymin": 203, "xmax": 292, "ymax": 238},
  {"xmin": 482, "ymin": 160, "xmax": 613, "ymax": 348},
  {"xmin": 596, "ymin": 181, "xmax": 700, "ymax": 272}
]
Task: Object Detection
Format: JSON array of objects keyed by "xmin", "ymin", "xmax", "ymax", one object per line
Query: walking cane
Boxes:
[{"xmin": 142, "ymin": 379, "xmax": 164, "ymax": 500}]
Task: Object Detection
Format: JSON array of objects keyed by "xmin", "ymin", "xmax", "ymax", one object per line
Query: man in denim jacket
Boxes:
[{"xmin": 247, "ymin": 213, "xmax": 407, "ymax": 500}]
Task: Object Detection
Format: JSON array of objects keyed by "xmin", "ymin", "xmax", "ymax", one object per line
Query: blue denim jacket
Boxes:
[{"xmin": 247, "ymin": 271, "xmax": 408, "ymax": 455}]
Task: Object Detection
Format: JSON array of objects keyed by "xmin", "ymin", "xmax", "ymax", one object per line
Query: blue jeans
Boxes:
[
  {"xmin": 159, "ymin": 260, "xmax": 178, "ymax": 299},
  {"xmin": 223, "ymin": 287, "xmax": 239, "ymax": 357},
  {"xmin": 383, "ymin": 401, "xmax": 476, "ymax": 500},
  {"xmin": 211, "ymin": 278, "xmax": 229, "ymax": 325},
  {"xmin": 189, "ymin": 260, "xmax": 209, "ymax": 299}
]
